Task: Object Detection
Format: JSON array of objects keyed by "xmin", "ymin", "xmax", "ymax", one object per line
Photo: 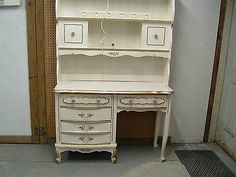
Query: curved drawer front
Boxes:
[
  {"xmin": 60, "ymin": 94, "xmax": 112, "ymax": 107},
  {"xmin": 118, "ymin": 95, "xmax": 167, "ymax": 108},
  {"xmin": 59, "ymin": 108, "xmax": 112, "ymax": 121},
  {"xmin": 61, "ymin": 121, "xmax": 111, "ymax": 132},
  {"xmin": 61, "ymin": 133, "xmax": 111, "ymax": 145}
]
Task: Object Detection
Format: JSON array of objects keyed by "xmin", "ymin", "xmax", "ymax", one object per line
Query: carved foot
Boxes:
[
  {"xmin": 56, "ymin": 150, "xmax": 62, "ymax": 164},
  {"xmin": 161, "ymin": 157, "xmax": 166, "ymax": 163},
  {"xmin": 111, "ymin": 149, "xmax": 117, "ymax": 164}
]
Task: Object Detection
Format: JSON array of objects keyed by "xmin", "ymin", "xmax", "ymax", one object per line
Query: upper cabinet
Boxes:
[{"xmin": 56, "ymin": 0, "xmax": 175, "ymax": 58}]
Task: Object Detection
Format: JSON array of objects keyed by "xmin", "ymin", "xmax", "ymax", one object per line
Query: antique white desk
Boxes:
[{"xmin": 54, "ymin": 0, "xmax": 175, "ymax": 164}]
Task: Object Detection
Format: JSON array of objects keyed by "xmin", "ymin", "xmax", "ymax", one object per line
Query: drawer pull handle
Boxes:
[
  {"xmin": 78, "ymin": 113, "xmax": 85, "ymax": 117},
  {"xmin": 71, "ymin": 32, "xmax": 75, "ymax": 37},
  {"xmin": 154, "ymin": 34, "xmax": 159, "ymax": 40},
  {"xmin": 88, "ymin": 137, "xmax": 94, "ymax": 141},
  {"xmin": 79, "ymin": 136, "xmax": 94, "ymax": 142},
  {"xmin": 87, "ymin": 113, "xmax": 94, "ymax": 118},
  {"xmin": 88, "ymin": 125, "xmax": 94, "ymax": 130},
  {"xmin": 78, "ymin": 125, "xmax": 85, "ymax": 130},
  {"xmin": 79, "ymin": 137, "xmax": 85, "ymax": 141}
]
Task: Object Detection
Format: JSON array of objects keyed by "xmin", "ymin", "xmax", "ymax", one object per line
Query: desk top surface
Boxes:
[{"xmin": 54, "ymin": 81, "xmax": 173, "ymax": 94}]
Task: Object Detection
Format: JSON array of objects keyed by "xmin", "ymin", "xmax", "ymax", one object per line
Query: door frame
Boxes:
[
  {"xmin": 204, "ymin": 0, "xmax": 234, "ymax": 142},
  {"xmin": 26, "ymin": 0, "xmax": 48, "ymax": 143}
]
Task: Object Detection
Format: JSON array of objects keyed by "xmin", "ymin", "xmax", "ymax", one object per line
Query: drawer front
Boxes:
[
  {"xmin": 59, "ymin": 108, "xmax": 112, "ymax": 121},
  {"xmin": 61, "ymin": 133, "xmax": 111, "ymax": 145},
  {"xmin": 60, "ymin": 94, "xmax": 112, "ymax": 107},
  {"xmin": 58, "ymin": 20, "xmax": 88, "ymax": 48},
  {"xmin": 141, "ymin": 23, "xmax": 170, "ymax": 49},
  {"xmin": 117, "ymin": 95, "xmax": 167, "ymax": 108},
  {"xmin": 61, "ymin": 121, "xmax": 111, "ymax": 132}
]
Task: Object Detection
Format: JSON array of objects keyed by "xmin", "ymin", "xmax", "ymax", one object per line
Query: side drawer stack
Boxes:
[{"xmin": 59, "ymin": 94, "xmax": 112, "ymax": 145}]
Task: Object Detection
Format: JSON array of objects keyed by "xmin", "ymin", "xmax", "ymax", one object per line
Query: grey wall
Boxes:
[
  {"xmin": 0, "ymin": 0, "xmax": 31, "ymax": 135},
  {"xmin": 170, "ymin": 0, "xmax": 221, "ymax": 143}
]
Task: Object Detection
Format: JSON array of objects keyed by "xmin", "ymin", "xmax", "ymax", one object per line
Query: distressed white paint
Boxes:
[
  {"xmin": 0, "ymin": 0, "xmax": 31, "ymax": 135},
  {"xmin": 170, "ymin": 0, "xmax": 221, "ymax": 143}
]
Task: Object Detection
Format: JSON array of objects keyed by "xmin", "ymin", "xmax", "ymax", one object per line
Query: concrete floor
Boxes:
[{"xmin": 0, "ymin": 143, "xmax": 235, "ymax": 177}]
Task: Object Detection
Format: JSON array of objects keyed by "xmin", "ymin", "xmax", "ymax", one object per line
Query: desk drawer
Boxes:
[
  {"xmin": 61, "ymin": 121, "xmax": 111, "ymax": 132},
  {"xmin": 61, "ymin": 133, "xmax": 111, "ymax": 145},
  {"xmin": 60, "ymin": 94, "xmax": 112, "ymax": 107},
  {"xmin": 117, "ymin": 95, "xmax": 167, "ymax": 109},
  {"xmin": 59, "ymin": 108, "xmax": 112, "ymax": 121}
]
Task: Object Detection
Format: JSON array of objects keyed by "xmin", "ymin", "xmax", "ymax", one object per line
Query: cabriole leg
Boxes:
[
  {"xmin": 111, "ymin": 148, "xmax": 117, "ymax": 164},
  {"xmin": 56, "ymin": 149, "xmax": 62, "ymax": 164}
]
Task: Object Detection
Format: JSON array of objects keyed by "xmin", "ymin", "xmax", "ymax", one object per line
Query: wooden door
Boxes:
[{"xmin": 215, "ymin": 1, "xmax": 236, "ymax": 160}]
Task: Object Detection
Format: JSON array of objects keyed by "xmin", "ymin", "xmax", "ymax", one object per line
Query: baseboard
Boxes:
[{"xmin": 0, "ymin": 136, "xmax": 32, "ymax": 144}]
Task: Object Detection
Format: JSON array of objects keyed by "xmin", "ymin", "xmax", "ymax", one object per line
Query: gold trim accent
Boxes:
[
  {"xmin": 61, "ymin": 142, "xmax": 111, "ymax": 146},
  {"xmin": 61, "ymin": 120, "xmax": 111, "ymax": 124},
  {"xmin": 56, "ymin": 143, "xmax": 117, "ymax": 148},
  {"xmin": 63, "ymin": 96, "xmax": 110, "ymax": 105},
  {"xmin": 55, "ymin": 90, "xmax": 174, "ymax": 95},
  {"xmin": 117, "ymin": 106, "xmax": 167, "ymax": 111},
  {"xmin": 60, "ymin": 105, "xmax": 112, "ymax": 109},
  {"xmin": 61, "ymin": 131, "xmax": 111, "ymax": 135},
  {"xmin": 120, "ymin": 97, "xmax": 165, "ymax": 105}
]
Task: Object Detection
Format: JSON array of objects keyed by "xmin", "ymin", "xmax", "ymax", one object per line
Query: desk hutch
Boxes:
[{"xmin": 54, "ymin": 0, "xmax": 175, "ymax": 163}]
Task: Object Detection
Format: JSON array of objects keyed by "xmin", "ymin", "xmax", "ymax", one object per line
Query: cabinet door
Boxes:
[
  {"xmin": 58, "ymin": 20, "xmax": 88, "ymax": 48},
  {"xmin": 141, "ymin": 23, "xmax": 170, "ymax": 50}
]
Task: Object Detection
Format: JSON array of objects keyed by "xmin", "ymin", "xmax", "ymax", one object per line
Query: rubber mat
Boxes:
[{"xmin": 175, "ymin": 150, "xmax": 236, "ymax": 177}]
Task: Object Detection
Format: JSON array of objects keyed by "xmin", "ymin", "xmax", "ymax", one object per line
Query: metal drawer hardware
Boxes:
[
  {"xmin": 78, "ymin": 125, "xmax": 94, "ymax": 130},
  {"xmin": 120, "ymin": 97, "xmax": 165, "ymax": 105},
  {"xmin": 154, "ymin": 34, "xmax": 159, "ymax": 40},
  {"xmin": 88, "ymin": 125, "xmax": 94, "ymax": 130},
  {"xmin": 79, "ymin": 136, "xmax": 94, "ymax": 142},
  {"xmin": 71, "ymin": 31, "xmax": 75, "ymax": 37},
  {"xmin": 87, "ymin": 113, "xmax": 94, "ymax": 118},
  {"xmin": 78, "ymin": 125, "xmax": 85, "ymax": 130},
  {"xmin": 79, "ymin": 137, "xmax": 85, "ymax": 141},
  {"xmin": 78, "ymin": 113, "xmax": 85, "ymax": 117},
  {"xmin": 63, "ymin": 97, "xmax": 109, "ymax": 105}
]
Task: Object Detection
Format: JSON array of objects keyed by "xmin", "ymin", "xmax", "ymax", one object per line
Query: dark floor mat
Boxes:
[{"xmin": 175, "ymin": 150, "xmax": 236, "ymax": 177}]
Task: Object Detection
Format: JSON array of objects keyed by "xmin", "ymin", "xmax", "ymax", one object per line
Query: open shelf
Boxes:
[
  {"xmin": 57, "ymin": 16, "xmax": 173, "ymax": 24},
  {"xmin": 57, "ymin": 0, "xmax": 175, "ymax": 22}
]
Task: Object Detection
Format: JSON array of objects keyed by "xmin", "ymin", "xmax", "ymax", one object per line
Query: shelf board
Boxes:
[{"xmin": 57, "ymin": 16, "xmax": 173, "ymax": 24}]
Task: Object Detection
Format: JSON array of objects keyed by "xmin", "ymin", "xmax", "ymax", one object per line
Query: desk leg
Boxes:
[
  {"xmin": 153, "ymin": 111, "xmax": 161, "ymax": 147},
  {"xmin": 161, "ymin": 96, "xmax": 171, "ymax": 162}
]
